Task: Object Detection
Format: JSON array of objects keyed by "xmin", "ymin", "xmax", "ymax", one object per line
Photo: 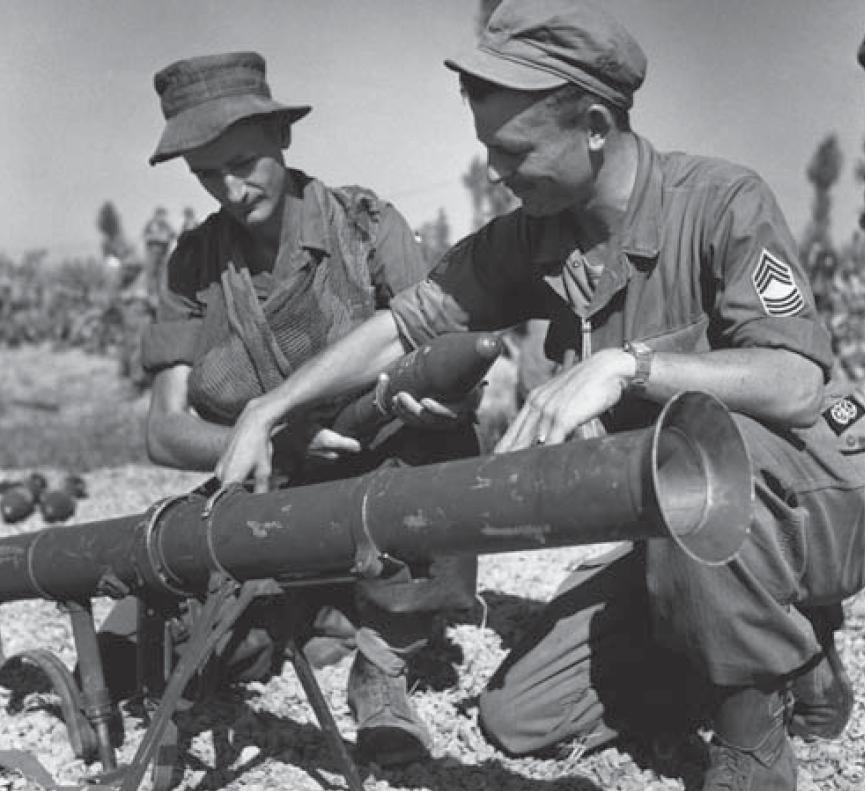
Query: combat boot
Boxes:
[
  {"xmin": 789, "ymin": 637, "xmax": 854, "ymax": 740},
  {"xmin": 347, "ymin": 628, "xmax": 432, "ymax": 767},
  {"xmin": 703, "ymin": 685, "xmax": 796, "ymax": 791}
]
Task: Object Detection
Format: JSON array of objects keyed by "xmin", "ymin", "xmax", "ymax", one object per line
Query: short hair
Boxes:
[
  {"xmin": 458, "ymin": 73, "xmax": 630, "ymax": 132},
  {"xmin": 545, "ymin": 83, "xmax": 631, "ymax": 131}
]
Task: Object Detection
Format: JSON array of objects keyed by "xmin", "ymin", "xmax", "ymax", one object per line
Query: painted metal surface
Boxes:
[{"xmin": 0, "ymin": 392, "xmax": 752, "ymax": 604}]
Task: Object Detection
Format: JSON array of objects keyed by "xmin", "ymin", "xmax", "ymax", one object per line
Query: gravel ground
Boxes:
[
  {"xmin": 1, "ymin": 348, "xmax": 865, "ymax": 789},
  {"xmin": 0, "ymin": 465, "xmax": 864, "ymax": 791}
]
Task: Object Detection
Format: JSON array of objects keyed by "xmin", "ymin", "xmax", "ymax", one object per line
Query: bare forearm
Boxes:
[
  {"xmin": 250, "ymin": 310, "xmax": 406, "ymax": 429},
  {"xmin": 147, "ymin": 411, "xmax": 231, "ymax": 471},
  {"xmin": 638, "ymin": 347, "xmax": 824, "ymax": 427},
  {"xmin": 498, "ymin": 344, "xmax": 825, "ymax": 453}
]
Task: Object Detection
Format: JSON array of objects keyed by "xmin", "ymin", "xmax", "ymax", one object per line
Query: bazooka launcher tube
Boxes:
[{"xmin": 0, "ymin": 392, "xmax": 751, "ymax": 603}]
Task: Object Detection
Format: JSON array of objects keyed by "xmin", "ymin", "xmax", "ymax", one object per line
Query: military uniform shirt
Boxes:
[
  {"xmin": 390, "ymin": 135, "xmax": 833, "ymax": 404},
  {"xmin": 143, "ymin": 169, "xmax": 429, "ymax": 376},
  {"xmin": 394, "ymin": 134, "xmax": 865, "ymax": 686}
]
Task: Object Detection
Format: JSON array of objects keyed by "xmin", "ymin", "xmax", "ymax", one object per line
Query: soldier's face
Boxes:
[
  {"xmin": 185, "ymin": 119, "xmax": 287, "ymax": 230},
  {"xmin": 470, "ymin": 89, "xmax": 596, "ymax": 217}
]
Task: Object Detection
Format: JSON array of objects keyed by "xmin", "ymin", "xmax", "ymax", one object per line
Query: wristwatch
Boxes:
[{"xmin": 623, "ymin": 341, "xmax": 653, "ymax": 393}]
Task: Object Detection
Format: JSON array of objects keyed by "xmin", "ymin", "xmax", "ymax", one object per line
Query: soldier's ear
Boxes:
[
  {"xmin": 585, "ymin": 104, "xmax": 613, "ymax": 153},
  {"xmin": 280, "ymin": 122, "xmax": 293, "ymax": 150}
]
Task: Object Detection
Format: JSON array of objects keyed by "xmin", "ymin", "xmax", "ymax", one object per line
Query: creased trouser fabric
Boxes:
[
  {"xmin": 649, "ymin": 414, "xmax": 865, "ymax": 687},
  {"xmin": 480, "ymin": 414, "xmax": 865, "ymax": 756},
  {"xmin": 479, "ymin": 543, "xmax": 712, "ymax": 755}
]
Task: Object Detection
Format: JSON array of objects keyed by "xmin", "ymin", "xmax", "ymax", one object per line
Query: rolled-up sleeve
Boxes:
[
  {"xmin": 390, "ymin": 211, "xmax": 539, "ymax": 348},
  {"xmin": 707, "ymin": 174, "xmax": 833, "ymax": 378},
  {"xmin": 368, "ymin": 204, "xmax": 431, "ymax": 305},
  {"xmin": 140, "ymin": 237, "xmax": 206, "ymax": 373},
  {"xmin": 140, "ymin": 319, "xmax": 202, "ymax": 373}
]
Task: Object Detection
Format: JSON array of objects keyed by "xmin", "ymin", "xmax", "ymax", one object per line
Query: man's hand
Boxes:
[
  {"xmin": 216, "ymin": 401, "xmax": 363, "ymax": 491},
  {"xmin": 306, "ymin": 426, "xmax": 362, "ymax": 461},
  {"xmin": 215, "ymin": 399, "xmax": 277, "ymax": 492},
  {"xmin": 386, "ymin": 373, "xmax": 484, "ymax": 431},
  {"xmin": 495, "ymin": 348, "xmax": 634, "ymax": 453}
]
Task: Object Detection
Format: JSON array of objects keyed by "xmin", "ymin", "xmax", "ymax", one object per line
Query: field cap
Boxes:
[
  {"xmin": 445, "ymin": 0, "xmax": 647, "ymax": 110},
  {"xmin": 149, "ymin": 51, "xmax": 311, "ymax": 165}
]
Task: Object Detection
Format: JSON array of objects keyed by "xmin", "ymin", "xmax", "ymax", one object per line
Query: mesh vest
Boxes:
[{"xmin": 186, "ymin": 181, "xmax": 383, "ymax": 424}]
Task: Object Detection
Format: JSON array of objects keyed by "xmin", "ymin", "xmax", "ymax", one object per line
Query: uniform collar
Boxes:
[
  {"xmin": 526, "ymin": 212, "xmax": 581, "ymax": 272},
  {"xmin": 281, "ymin": 168, "xmax": 332, "ymax": 256},
  {"xmin": 618, "ymin": 135, "xmax": 662, "ymax": 260},
  {"xmin": 527, "ymin": 134, "xmax": 663, "ymax": 272}
]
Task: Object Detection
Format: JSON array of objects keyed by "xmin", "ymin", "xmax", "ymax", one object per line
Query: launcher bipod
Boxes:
[
  {"xmin": 0, "ymin": 574, "xmax": 364, "ymax": 791},
  {"xmin": 0, "ymin": 598, "xmax": 123, "ymax": 790}
]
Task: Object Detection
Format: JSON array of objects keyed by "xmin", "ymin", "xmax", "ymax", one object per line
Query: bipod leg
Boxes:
[
  {"xmin": 286, "ymin": 636, "xmax": 364, "ymax": 791},
  {"xmin": 119, "ymin": 573, "xmax": 262, "ymax": 791},
  {"xmin": 64, "ymin": 600, "xmax": 119, "ymax": 774},
  {"xmin": 0, "ymin": 649, "xmax": 98, "ymax": 761},
  {"xmin": 135, "ymin": 598, "xmax": 173, "ymax": 704},
  {"xmin": 0, "ymin": 749, "xmax": 80, "ymax": 791},
  {"xmin": 0, "ymin": 601, "xmax": 119, "ymax": 789}
]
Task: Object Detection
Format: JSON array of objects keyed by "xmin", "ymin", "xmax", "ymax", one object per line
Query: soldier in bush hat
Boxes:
[
  {"xmin": 97, "ymin": 50, "xmax": 481, "ymax": 768},
  {"xmin": 215, "ymin": 3, "xmax": 865, "ymax": 789}
]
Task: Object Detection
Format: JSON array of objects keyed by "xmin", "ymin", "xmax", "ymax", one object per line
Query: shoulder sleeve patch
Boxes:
[
  {"xmin": 823, "ymin": 394, "xmax": 865, "ymax": 436},
  {"xmin": 751, "ymin": 248, "xmax": 805, "ymax": 317}
]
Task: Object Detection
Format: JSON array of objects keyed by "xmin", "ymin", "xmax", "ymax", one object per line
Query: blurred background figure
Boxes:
[
  {"xmin": 115, "ymin": 209, "xmax": 177, "ymax": 390},
  {"xmin": 140, "ymin": 208, "xmax": 176, "ymax": 302},
  {"xmin": 97, "ymin": 200, "xmax": 134, "ymax": 288},
  {"xmin": 142, "ymin": 206, "xmax": 175, "ymax": 242},
  {"xmin": 180, "ymin": 206, "xmax": 199, "ymax": 234}
]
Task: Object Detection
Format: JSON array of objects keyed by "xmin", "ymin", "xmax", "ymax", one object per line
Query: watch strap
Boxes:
[{"xmin": 623, "ymin": 341, "xmax": 653, "ymax": 392}]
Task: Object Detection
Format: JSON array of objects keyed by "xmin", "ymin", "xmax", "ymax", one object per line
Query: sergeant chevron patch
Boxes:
[{"xmin": 752, "ymin": 249, "xmax": 805, "ymax": 317}]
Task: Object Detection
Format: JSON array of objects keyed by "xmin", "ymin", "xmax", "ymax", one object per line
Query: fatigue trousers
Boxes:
[{"xmin": 479, "ymin": 413, "xmax": 865, "ymax": 756}]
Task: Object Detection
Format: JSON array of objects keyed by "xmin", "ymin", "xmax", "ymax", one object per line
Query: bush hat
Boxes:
[
  {"xmin": 445, "ymin": 0, "xmax": 646, "ymax": 110},
  {"xmin": 149, "ymin": 51, "xmax": 311, "ymax": 166}
]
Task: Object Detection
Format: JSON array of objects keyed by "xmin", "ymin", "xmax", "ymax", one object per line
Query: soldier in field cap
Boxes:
[
  {"xmin": 214, "ymin": 3, "xmax": 865, "ymax": 787},
  {"xmin": 97, "ymin": 50, "xmax": 482, "ymax": 769}
]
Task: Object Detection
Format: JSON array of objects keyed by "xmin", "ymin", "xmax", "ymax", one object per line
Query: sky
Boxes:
[{"xmin": 2, "ymin": 0, "xmax": 864, "ymax": 261}]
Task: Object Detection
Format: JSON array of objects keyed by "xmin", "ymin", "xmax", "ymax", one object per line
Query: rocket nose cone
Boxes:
[{"xmin": 474, "ymin": 334, "xmax": 504, "ymax": 360}]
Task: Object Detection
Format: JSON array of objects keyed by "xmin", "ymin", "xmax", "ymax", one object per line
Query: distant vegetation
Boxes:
[
  {"xmin": 0, "ymin": 250, "xmax": 126, "ymax": 353},
  {"xmin": 800, "ymin": 133, "xmax": 865, "ymax": 381}
]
